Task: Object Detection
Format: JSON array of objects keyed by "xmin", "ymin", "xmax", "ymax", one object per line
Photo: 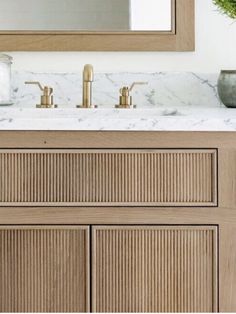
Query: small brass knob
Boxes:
[
  {"xmin": 115, "ymin": 82, "xmax": 148, "ymax": 109},
  {"xmin": 25, "ymin": 81, "xmax": 58, "ymax": 109}
]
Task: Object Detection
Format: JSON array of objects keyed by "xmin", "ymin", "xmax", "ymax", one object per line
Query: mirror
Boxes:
[
  {"xmin": 0, "ymin": 0, "xmax": 195, "ymax": 52},
  {"xmin": 0, "ymin": 0, "xmax": 172, "ymax": 32}
]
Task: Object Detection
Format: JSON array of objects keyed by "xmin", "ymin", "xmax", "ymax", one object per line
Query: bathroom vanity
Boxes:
[{"xmin": 0, "ymin": 108, "xmax": 236, "ymax": 313}]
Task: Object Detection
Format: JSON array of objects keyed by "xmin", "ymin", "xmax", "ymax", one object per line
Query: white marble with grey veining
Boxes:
[
  {"xmin": 0, "ymin": 107, "xmax": 236, "ymax": 131},
  {"xmin": 10, "ymin": 71, "xmax": 222, "ymax": 108},
  {"xmin": 0, "ymin": 70, "xmax": 234, "ymax": 131}
]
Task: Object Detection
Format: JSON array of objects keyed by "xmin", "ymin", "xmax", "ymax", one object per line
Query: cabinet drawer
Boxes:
[{"xmin": 0, "ymin": 149, "xmax": 217, "ymax": 206}]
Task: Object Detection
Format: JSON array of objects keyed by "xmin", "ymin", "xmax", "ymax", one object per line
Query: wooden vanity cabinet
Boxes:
[{"xmin": 1, "ymin": 131, "xmax": 236, "ymax": 313}]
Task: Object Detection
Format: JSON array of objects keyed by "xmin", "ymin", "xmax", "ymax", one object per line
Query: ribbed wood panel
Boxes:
[
  {"xmin": 0, "ymin": 149, "xmax": 217, "ymax": 206},
  {"xmin": 92, "ymin": 226, "xmax": 218, "ymax": 313},
  {"xmin": 0, "ymin": 226, "xmax": 89, "ymax": 313}
]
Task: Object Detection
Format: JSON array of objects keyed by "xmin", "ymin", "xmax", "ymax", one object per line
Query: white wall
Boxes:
[{"xmin": 6, "ymin": 0, "xmax": 236, "ymax": 73}]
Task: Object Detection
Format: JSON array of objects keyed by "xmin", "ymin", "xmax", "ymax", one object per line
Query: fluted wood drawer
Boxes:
[{"xmin": 0, "ymin": 149, "xmax": 217, "ymax": 206}]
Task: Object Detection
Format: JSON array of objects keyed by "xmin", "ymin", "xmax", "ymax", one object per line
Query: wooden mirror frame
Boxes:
[{"xmin": 0, "ymin": 0, "xmax": 194, "ymax": 51}]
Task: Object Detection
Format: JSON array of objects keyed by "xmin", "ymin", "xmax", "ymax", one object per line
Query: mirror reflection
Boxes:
[{"xmin": 0, "ymin": 0, "xmax": 172, "ymax": 32}]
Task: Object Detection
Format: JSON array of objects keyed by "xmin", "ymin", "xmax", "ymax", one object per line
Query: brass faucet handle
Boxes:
[
  {"xmin": 116, "ymin": 81, "xmax": 148, "ymax": 109},
  {"xmin": 25, "ymin": 81, "xmax": 44, "ymax": 91},
  {"xmin": 119, "ymin": 86, "xmax": 130, "ymax": 97},
  {"xmin": 129, "ymin": 81, "xmax": 148, "ymax": 93},
  {"xmin": 25, "ymin": 81, "xmax": 57, "ymax": 109},
  {"xmin": 25, "ymin": 81, "xmax": 53, "ymax": 94}
]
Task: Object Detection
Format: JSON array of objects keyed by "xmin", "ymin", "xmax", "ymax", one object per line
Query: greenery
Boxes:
[{"xmin": 213, "ymin": 0, "xmax": 236, "ymax": 19}]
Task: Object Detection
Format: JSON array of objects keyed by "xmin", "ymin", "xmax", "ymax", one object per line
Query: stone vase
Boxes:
[{"xmin": 218, "ymin": 70, "xmax": 236, "ymax": 108}]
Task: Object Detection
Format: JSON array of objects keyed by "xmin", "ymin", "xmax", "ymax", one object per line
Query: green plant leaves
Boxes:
[{"xmin": 213, "ymin": 0, "xmax": 236, "ymax": 19}]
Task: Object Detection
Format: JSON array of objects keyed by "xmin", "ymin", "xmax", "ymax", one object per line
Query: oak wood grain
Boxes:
[
  {"xmin": 219, "ymin": 223, "xmax": 236, "ymax": 312},
  {"xmin": 0, "ymin": 131, "xmax": 233, "ymax": 149},
  {"xmin": 0, "ymin": 226, "xmax": 90, "ymax": 313},
  {"xmin": 92, "ymin": 225, "xmax": 218, "ymax": 313},
  {"xmin": 0, "ymin": 149, "xmax": 217, "ymax": 207}
]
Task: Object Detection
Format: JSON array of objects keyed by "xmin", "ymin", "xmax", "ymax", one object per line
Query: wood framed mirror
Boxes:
[{"xmin": 0, "ymin": 0, "xmax": 195, "ymax": 51}]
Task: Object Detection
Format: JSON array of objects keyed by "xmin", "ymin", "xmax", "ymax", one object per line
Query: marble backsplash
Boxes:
[{"xmin": 10, "ymin": 71, "xmax": 222, "ymax": 108}]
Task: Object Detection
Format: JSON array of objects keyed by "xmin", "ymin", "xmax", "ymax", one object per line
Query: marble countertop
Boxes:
[{"xmin": 0, "ymin": 107, "xmax": 236, "ymax": 131}]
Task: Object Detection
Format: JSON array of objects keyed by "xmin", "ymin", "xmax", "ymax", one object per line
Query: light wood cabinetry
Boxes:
[
  {"xmin": 92, "ymin": 226, "xmax": 218, "ymax": 313},
  {"xmin": 0, "ymin": 149, "xmax": 217, "ymax": 206},
  {"xmin": 1, "ymin": 131, "xmax": 236, "ymax": 312},
  {"xmin": 0, "ymin": 226, "xmax": 90, "ymax": 313}
]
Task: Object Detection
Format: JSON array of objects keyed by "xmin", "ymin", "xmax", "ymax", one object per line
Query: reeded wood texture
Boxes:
[
  {"xmin": 0, "ymin": 149, "xmax": 217, "ymax": 206},
  {"xmin": 0, "ymin": 226, "xmax": 89, "ymax": 313},
  {"xmin": 92, "ymin": 226, "xmax": 218, "ymax": 313}
]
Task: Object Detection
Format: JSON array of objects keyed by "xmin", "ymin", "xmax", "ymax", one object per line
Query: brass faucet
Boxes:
[
  {"xmin": 115, "ymin": 82, "xmax": 148, "ymax": 109},
  {"xmin": 77, "ymin": 64, "xmax": 97, "ymax": 108},
  {"xmin": 25, "ymin": 81, "xmax": 58, "ymax": 108}
]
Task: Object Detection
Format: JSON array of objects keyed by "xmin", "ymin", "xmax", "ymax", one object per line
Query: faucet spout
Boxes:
[
  {"xmin": 81, "ymin": 64, "xmax": 95, "ymax": 108},
  {"xmin": 83, "ymin": 64, "xmax": 94, "ymax": 82}
]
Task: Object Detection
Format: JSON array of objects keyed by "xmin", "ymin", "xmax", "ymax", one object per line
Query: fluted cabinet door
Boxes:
[
  {"xmin": 0, "ymin": 226, "xmax": 90, "ymax": 313},
  {"xmin": 92, "ymin": 226, "xmax": 218, "ymax": 313}
]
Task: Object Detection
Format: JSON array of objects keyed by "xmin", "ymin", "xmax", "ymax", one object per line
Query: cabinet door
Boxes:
[
  {"xmin": 92, "ymin": 226, "xmax": 218, "ymax": 313},
  {"xmin": 0, "ymin": 226, "xmax": 90, "ymax": 312}
]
